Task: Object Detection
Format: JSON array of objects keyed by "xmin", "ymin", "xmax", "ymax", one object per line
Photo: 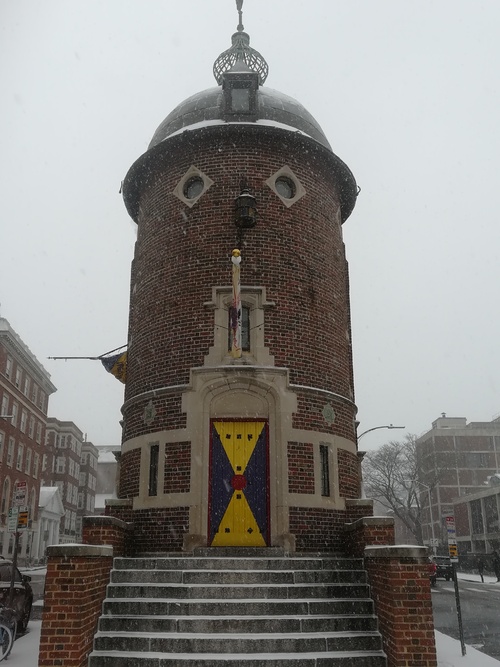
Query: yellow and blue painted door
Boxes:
[{"xmin": 208, "ymin": 420, "xmax": 269, "ymax": 546}]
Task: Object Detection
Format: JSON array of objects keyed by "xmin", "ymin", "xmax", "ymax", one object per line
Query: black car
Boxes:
[
  {"xmin": 0, "ymin": 559, "xmax": 33, "ymax": 633},
  {"xmin": 433, "ymin": 556, "xmax": 453, "ymax": 581}
]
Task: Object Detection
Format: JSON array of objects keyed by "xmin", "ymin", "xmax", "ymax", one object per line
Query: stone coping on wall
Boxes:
[
  {"xmin": 343, "ymin": 516, "xmax": 395, "ymax": 532},
  {"xmin": 46, "ymin": 544, "xmax": 114, "ymax": 558},
  {"xmin": 365, "ymin": 544, "xmax": 428, "ymax": 559},
  {"xmin": 82, "ymin": 515, "xmax": 130, "ymax": 530},
  {"xmin": 345, "ymin": 499, "xmax": 374, "ymax": 508},
  {"xmin": 105, "ymin": 498, "xmax": 133, "ymax": 507}
]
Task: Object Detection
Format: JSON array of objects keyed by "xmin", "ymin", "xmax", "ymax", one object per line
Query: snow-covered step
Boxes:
[
  {"xmin": 93, "ymin": 629, "xmax": 384, "ymax": 653},
  {"xmin": 105, "ymin": 582, "xmax": 370, "ymax": 599},
  {"xmin": 102, "ymin": 596, "xmax": 377, "ymax": 617},
  {"xmin": 98, "ymin": 613, "xmax": 379, "ymax": 634},
  {"xmin": 110, "ymin": 568, "xmax": 367, "ymax": 585},
  {"xmin": 88, "ymin": 649, "xmax": 388, "ymax": 666}
]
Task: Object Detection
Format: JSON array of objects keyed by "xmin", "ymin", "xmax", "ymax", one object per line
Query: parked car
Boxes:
[
  {"xmin": 0, "ymin": 559, "xmax": 33, "ymax": 633},
  {"xmin": 433, "ymin": 556, "xmax": 453, "ymax": 581},
  {"xmin": 428, "ymin": 557, "xmax": 437, "ymax": 586}
]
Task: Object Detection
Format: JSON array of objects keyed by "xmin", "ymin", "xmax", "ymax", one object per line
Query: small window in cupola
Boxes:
[{"xmin": 222, "ymin": 68, "xmax": 259, "ymax": 120}]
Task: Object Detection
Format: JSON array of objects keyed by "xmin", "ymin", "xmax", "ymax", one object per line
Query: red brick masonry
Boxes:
[
  {"xmin": 39, "ymin": 544, "xmax": 113, "ymax": 667},
  {"xmin": 365, "ymin": 545, "xmax": 437, "ymax": 667}
]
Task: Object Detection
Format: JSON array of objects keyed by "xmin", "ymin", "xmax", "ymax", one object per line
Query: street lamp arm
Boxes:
[{"xmin": 357, "ymin": 424, "xmax": 405, "ymax": 440}]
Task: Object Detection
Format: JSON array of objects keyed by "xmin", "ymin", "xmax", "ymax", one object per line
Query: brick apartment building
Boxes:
[
  {"xmin": 417, "ymin": 414, "xmax": 500, "ymax": 553},
  {"xmin": 45, "ymin": 419, "xmax": 98, "ymax": 543},
  {"xmin": 77, "ymin": 441, "xmax": 99, "ymax": 537},
  {"xmin": 0, "ymin": 317, "xmax": 57, "ymax": 562}
]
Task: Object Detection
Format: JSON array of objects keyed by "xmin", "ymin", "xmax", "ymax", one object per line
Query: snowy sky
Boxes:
[{"xmin": 1, "ymin": 1, "xmax": 500, "ymax": 448}]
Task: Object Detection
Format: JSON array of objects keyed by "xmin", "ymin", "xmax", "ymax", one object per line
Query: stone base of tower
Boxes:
[{"xmin": 115, "ymin": 361, "xmax": 366, "ymax": 553}]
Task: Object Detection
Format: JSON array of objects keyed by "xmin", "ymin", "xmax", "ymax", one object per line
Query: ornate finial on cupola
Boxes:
[
  {"xmin": 213, "ymin": 0, "xmax": 269, "ymax": 86},
  {"xmin": 236, "ymin": 0, "xmax": 244, "ymax": 32}
]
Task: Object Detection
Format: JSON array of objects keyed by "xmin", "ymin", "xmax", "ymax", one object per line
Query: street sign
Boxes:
[
  {"xmin": 445, "ymin": 515, "xmax": 459, "ymax": 562},
  {"xmin": 13, "ymin": 481, "xmax": 27, "ymax": 506},
  {"xmin": 7, "ymin": 507, "xmax": 18, "ymax": 532},
  {"xmin": 429, "ymin": 538, "xmax": 439, "ymax": 547},
  {"xmin": 17, "ymin": 507, "xmax": 28, "ymax": 530}
]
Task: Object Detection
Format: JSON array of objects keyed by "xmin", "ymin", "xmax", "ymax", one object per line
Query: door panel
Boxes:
[{"xmin": 209, "ymin": 420, "xmax": 269, "ymax": 546}]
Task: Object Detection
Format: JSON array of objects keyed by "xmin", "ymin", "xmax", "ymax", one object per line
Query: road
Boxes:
[{"xmin": 432, "ymin": 576, "xmax": 500, "ymax": 661}]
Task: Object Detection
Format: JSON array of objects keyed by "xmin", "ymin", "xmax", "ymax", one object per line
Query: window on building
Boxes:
[
  {"xmin": 149, "ymin": 443, "xmax": 159, "ymax": 496},
  {"xmin": 20, "ymin": 409, "xmax": 27, "ymax": 433},
  {"xmin": 25, "ymin": 448, "xmax": 32, "ymax": 475},
  {"xmin": 72, "ymin": 487, "xmax": 78, "ymax": 505},
  {"xmin": 484, "ymin": 495, "xmax": 499, "ymax": 533},
  {"xmin": 11, "ymin": 403, "xmax": 18, "ymax": 427},
  {"xmin": 7, "ymin": 438, "xmax": 15, "ymax": 467},
  {"xmin": 16, "ymin": 443, "xmax": 24, "ymax": 471},
  {"xmin": 5, "ymin": 357, "xmax": 12, "ymax": 379},
  {"xmin": 320, "ymin": 444, "xmax": 330, "ymax": 497},
  {"xmin": 66, "ymin": 484, "xmax": 72, "ymax": 503},
  {"xmin": 227, "ymin": 305, "xmax": 250, "ymax": 352},
  {"xmin": 79, "ymin": 472, "xmax": 86, "ymax": 486},
  {"xmin": 36, "ymin": 422, "xmax": 42, "ymax": 444},
  {"xmin": 470, "ymin": 498, "xmax": 484, "ymax": 534},
  {"xmin": 28, "ymin": 415, "xmax": 35, "ymax": 439},
  {"xmin": 1, "ymin": 394, "xmax": 9, "ymax": 417},
  {"xmin": 31, "ymin": 384, "xmax": 37, "ymax": 404},
  {"xmin": 1, "ymin": 478, "xmax": 10, "ymax": 515},
  {"xmin": 38, "ymin": 391, "xmax": 44, "ymax": 410},
  {"xmin": 42, "ymin": 454, "xmax": 47, "ymax": 472},
  {"xmin": 78, "ymin": 492, "xmax": 84, "ymax": 510},
  {"xmin": 14, "ymin": 368, "xmax": 21, "ymax": 388},
  {"xmin": 23, "ymin": 376, "xmax": 30, "ymax": 397},
  {"xmin": 56, "ymin": 457, "xmax": 65, "ymax": 474},
  {"xmin": 33, "ymin": 453, "xmax": 39, "ymax": 479},
  {"xmin": 0, "ymin": 432, "xmax": 4, "ymax": 462}
]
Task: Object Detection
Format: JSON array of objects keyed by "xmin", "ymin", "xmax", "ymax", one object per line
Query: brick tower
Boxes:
[{"xmin": 118, "ymin": 3, "xmax": 360, "ymax": 553}]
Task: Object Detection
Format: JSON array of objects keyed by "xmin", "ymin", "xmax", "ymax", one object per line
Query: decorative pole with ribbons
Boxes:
[{"xmin": 230, "ymin": 249, "xmax": 242, "ymax": 358}]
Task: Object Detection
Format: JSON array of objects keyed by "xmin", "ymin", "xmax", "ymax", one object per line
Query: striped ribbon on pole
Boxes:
[{"xmin": 230, "ymin": 249, "xmax": 242, "ymax": 358}]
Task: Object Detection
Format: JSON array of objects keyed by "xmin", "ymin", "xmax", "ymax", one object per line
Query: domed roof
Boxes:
[{"xmin": 148, "ymin": 86, "xmax": 332, "ymax": 151}]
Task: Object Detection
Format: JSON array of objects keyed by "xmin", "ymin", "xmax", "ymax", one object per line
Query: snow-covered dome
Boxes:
[{"xmin": 148, "ymin": 86, "xmax": 332, "ymax": 151}]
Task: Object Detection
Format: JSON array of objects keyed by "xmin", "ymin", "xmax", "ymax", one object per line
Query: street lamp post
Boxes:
[{"xmin": 357, "ymin": 424, "xmax": 405, "ymax": 440}]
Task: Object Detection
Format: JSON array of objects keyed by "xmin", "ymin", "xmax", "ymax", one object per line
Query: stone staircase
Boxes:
[{"xmin": 88, "ymin": 547, "xmax": 387, "ymax": 666}]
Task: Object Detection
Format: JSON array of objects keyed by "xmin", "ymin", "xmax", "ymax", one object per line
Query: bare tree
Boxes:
[{"xmin": 362, "ymin": 435, "xmax": 430, "ymax": 545}]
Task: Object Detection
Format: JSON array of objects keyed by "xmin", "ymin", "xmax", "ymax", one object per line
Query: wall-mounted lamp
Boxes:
[{"xmin": 235, "ymin": 188, "xmax": 257, "ymax": 228}]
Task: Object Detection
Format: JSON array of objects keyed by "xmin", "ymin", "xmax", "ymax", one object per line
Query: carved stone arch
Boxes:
[{"xmin": 183, "ymin": 367, "xmax": 297, "ymax": 548}]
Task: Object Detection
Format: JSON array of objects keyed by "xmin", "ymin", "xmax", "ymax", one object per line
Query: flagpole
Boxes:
[{"xmin": 230, "ymin": 249, "xmax": 242, "ymax": 358}]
